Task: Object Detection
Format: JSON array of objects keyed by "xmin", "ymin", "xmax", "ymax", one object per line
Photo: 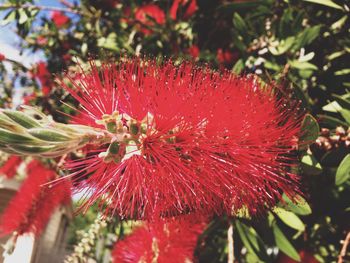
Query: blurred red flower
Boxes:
[
  {"xmin": 0, "ymin": 53, "xmax": 5, "ymax": 61},
  {"xmin": 186, "ymin": 45, "xmax": 200, "ymax": 58},
  {"xmin": 23, "ymin": 92, "xmax": 37, "ymax": 105},
  {"xmin": 0, "ymin": 160, "xmax": 71, "ymax": 236},
  {"xmin": 170, "ymin": 0, "xmax": 198, "ymax": 20},
  {"xmin": 36, "ymin": 36, "xmax": 48, "ymax": 46},
  {"xmin": 134, "ymin": 4, "xmax": 166, "ymax": 35},
  {"xmin": 32, "ymin": 62, "xmax": 53, "ymax": 96},
  {"xmin": 62, "ymin": 58, "xmax": 301, "ymax": 220},
  {"xmin": 112, "ymin": 216, "xmax": 205, "ymax": 263},
  {"xmin": 216, "ymin": 48, "xmax": 238, "ymax": 65},
  {"xmin": 0, "ymin": 156, "xmax": 22, "ymax": 179},
  {"xmin": 51, "ymin": 11, "xmax": 70, "ymax": 28}
]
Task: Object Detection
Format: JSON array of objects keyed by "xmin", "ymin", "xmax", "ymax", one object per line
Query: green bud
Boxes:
[
  {"xmin": 0, "ymin": 113, "xmax": 18, "ymax": 131},
  {"xmin": 28, "ymin": 128, "xmax": 71, "ymax": 142},
  {"xmin": 106, "ymin": 121, "xmax": 117, "ymax": 133},
  {"xmin": 107, "ymin": 141, "xmax": 120, "ymax": 155},
  {"xmin": 0, "ymin": 128, "xmax": 37, "ymax": 144},
  {"xmin": 130, "ymin": 123, "xmax": 139, "ymax": 135},
  {"xmin": 2, "ymin": 110, "xmax": 41, "ymax": 129},
  {"xmin": 9, "ymin": 144, "xmax": 57, "ymax": 155}
]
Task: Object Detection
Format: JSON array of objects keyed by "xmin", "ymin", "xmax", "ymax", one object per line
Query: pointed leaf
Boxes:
[
  {"xmin": 299, "ymin": 114, "xmax": 319, "ymax": 149},
  {"xmin": 335, "ymin": 154, "xmax": 350, "ymax": 185},
  {"xmin": 281, "ymin": 194, "xmax": 312, "ymax": 216},
  {"xmin": 235, "ymin": 220, "xmax": 268, "ymax": 261},
  {"xmin": 273, "ymin": 207, "xmax": 305, "ymax": 231},
  {"xmin": 301, "ymin": 153, "xmax": 323, "ymax": 175},
  {"xmin": 302, "ymin": 0, "xmax": 343, "ymax": 10},
  {"xmin": 272, "ymin": 223, "xmax": 301, "ymax": 261}
]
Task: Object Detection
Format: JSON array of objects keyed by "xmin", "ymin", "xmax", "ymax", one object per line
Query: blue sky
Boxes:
[{"xmin": 0, "ymin": 0, "xmax": 76, "ymax": 67}]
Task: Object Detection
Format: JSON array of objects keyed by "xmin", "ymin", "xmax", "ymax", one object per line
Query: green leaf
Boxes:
[
  {"xmin": 273, "ymin": 207, "xmax": 305, "ymax": 231},
  {"xmin": 235, "ymin": 220, "xmax": 268, "ymax": 261},
  {"xmin": 340, "ymin": 109, "xmax": 350, "ymax": 124},
  {"xmin": 318, "ymin": 114, "xmax": 348, "ymax": 128},
  {"xmin": 302, "ymin": 0, "xmax": 343, "ymax": 10},
  {"xmin": 335, "ymin": 69, "xmax": 350, "ymax": 76},
  {"xmin": 269, "ymin": 37, "xmax": 295, "ymax": 56},
  {"xmin": 294, "ymin": 25, "xmax": 321, "ymax": 50},
  {"xmin": 332, "ymin": 94, "xmax": 350, "ymax": 110},
  {"xmin": 281, "ymin": 194, "xmax": 312, "ymax": 216},
  {"xmin": 335, "ymin": 154, "xmax": 350, "ymax": 185},
  {"xmin": 272, "ymin": 223, "xmax": 301, "ymax": 261},
  {"xmin": 301, "ymin": 153, "xmax": 323, "ymax": 175},
  {"xmin": 233, "ymin": 13, "xmax": 248, "ymax": 35},
  {"xmin": 299, "ymin": 114, "xmax": 319, "ymax": 150},
  {"xmin": 0, "ymin": 11, "xmax": 16, "ymax": 26},
  {"xmin": 289, "ymin": 60, "xmax": 318, "ymax": 71},
  {"xmin": 18, "ymin": 8, "xmax": 28, "ymax": 24},
  {"xmin": 232, "ymin": 59, "xmax": 244, "ymax": 74}
]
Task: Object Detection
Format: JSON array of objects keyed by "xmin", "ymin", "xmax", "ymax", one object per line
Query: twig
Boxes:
[
  {"xmin": 228, "ymin": 221, "xmax": 235, "ymax": 263},
  {"xmin": 338, "ymin": 232, "xmax": 350, "ymax": 263},
  {"xmin": 0, "ymin": 3, "xmax": 81, "ymax": 14}
]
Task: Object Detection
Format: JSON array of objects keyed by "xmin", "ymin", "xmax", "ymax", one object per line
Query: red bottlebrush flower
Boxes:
[
  {"xmin": 51, "ymin": 11, "xmax": 70, "ymax": 28},
  {"xmin": 0, "ymin": 53, "xmax": 5, "ymax": 61},
  {"xmin": 186, "ymin": 45, "xmax": 200, "ymax": 58},
  {"xmin": 61, "ymin": 58, "xmax": 301, "ymax": 220},
  {"xmin": 170, "ymin": 0, "xmax": 198, "ymax": 20},
  {"xmin": 0, "ymin": 160, "xmax": 71, "ymax": 236},
  {"xmin": 0, "ymin": 156, "xmax": 22, "ymax": 179},
  {"xmin": 112, "ymin": 216, "xmax": 205, "ymax": 263},
  {"xmin": 134, "ymin": 4, "xmax": 166, "ymax": 35},
  {"xmin": 32, "ymin": 62, "xmax": 53, "ymax": 96},
  {"xmin": 216, "ymin": 48, "xmax": 239, "ymax": 65}
]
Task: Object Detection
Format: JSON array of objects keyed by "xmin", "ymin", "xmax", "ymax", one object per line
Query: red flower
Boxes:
[
  {"xmin": 23, "ymin": 92, "xmax": 37, "ymax": 105},
  {"xmin": 32, "ymin": 62, "xmax": 53, "ymax": 96},
  {"xmin": 61, "ymin": 58, "xmax": 301, "ymax": 220},
  {"xmin": 0, "ymin": 160, "xmax": 71, "ymax": 236},
  {"xmin": 216, "ymin": 48, "xmax": 239, "ymax": 65},
  {"xmin": 134, "ymin": 4, "xmax": 166, "ymax": 35},
  {"xmin": 0, "ymin": 156, "xmax": 22, "ymax": 179},
  {"xmin": 170, "ymin": 0, "xmax": 198, "ymax": 20},
  {"xmin": 186, "ymin": 45, "xmax": 200, "ymax": 58},
  {"xmin": 51, "ymin": 11, "xmax": 70, "ymax": 28},
  {"xmin": 36, "ymin": 36, "xmax": 48, "ymax": 46},
  {"xmin": 112, "ymin": 216, "xmax": 205, "ymax": 263},
  {"xmin": 0, "ymin": 53, "xmax": 5, "ymax": 61}
]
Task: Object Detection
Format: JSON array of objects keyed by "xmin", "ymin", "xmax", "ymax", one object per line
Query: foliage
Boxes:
[{"xmin": 0, "ymin": 0, "xmax": 349, "ymax": 262}]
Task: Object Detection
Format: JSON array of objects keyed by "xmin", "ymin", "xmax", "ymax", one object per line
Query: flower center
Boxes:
[{"xmin": 96, "ymin": 111, "xmax": 155, "ymax": 163}]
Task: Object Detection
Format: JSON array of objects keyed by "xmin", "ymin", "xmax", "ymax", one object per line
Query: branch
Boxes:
[
  {"xmin": 338, "ymin": 232, "xmax": 350, "ymax": 263},
  {"xmin": 228, "ymin": 221, "xmax": 235, "ymax": 263},
  {"xmin": 0, "ymin": 3, "xmax": 81, "ymax": 15}
]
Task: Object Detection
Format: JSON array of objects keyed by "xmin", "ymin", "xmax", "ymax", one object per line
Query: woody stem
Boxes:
[{"xmin": 228, "ymin": 221, "xmax": 235, "ymax": 263}]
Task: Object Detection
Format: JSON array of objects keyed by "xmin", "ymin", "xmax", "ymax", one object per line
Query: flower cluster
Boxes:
[
  {"xmin": 112, "ymin": 216, "xmax": 205, "ymax": 263},
  {"xmin": 0, "ymin": 160, "xmax": 71, "ymax": 236},
  {"xmin": 62, "ymin": 58, "xmax": 301, "ymax": 220}
]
